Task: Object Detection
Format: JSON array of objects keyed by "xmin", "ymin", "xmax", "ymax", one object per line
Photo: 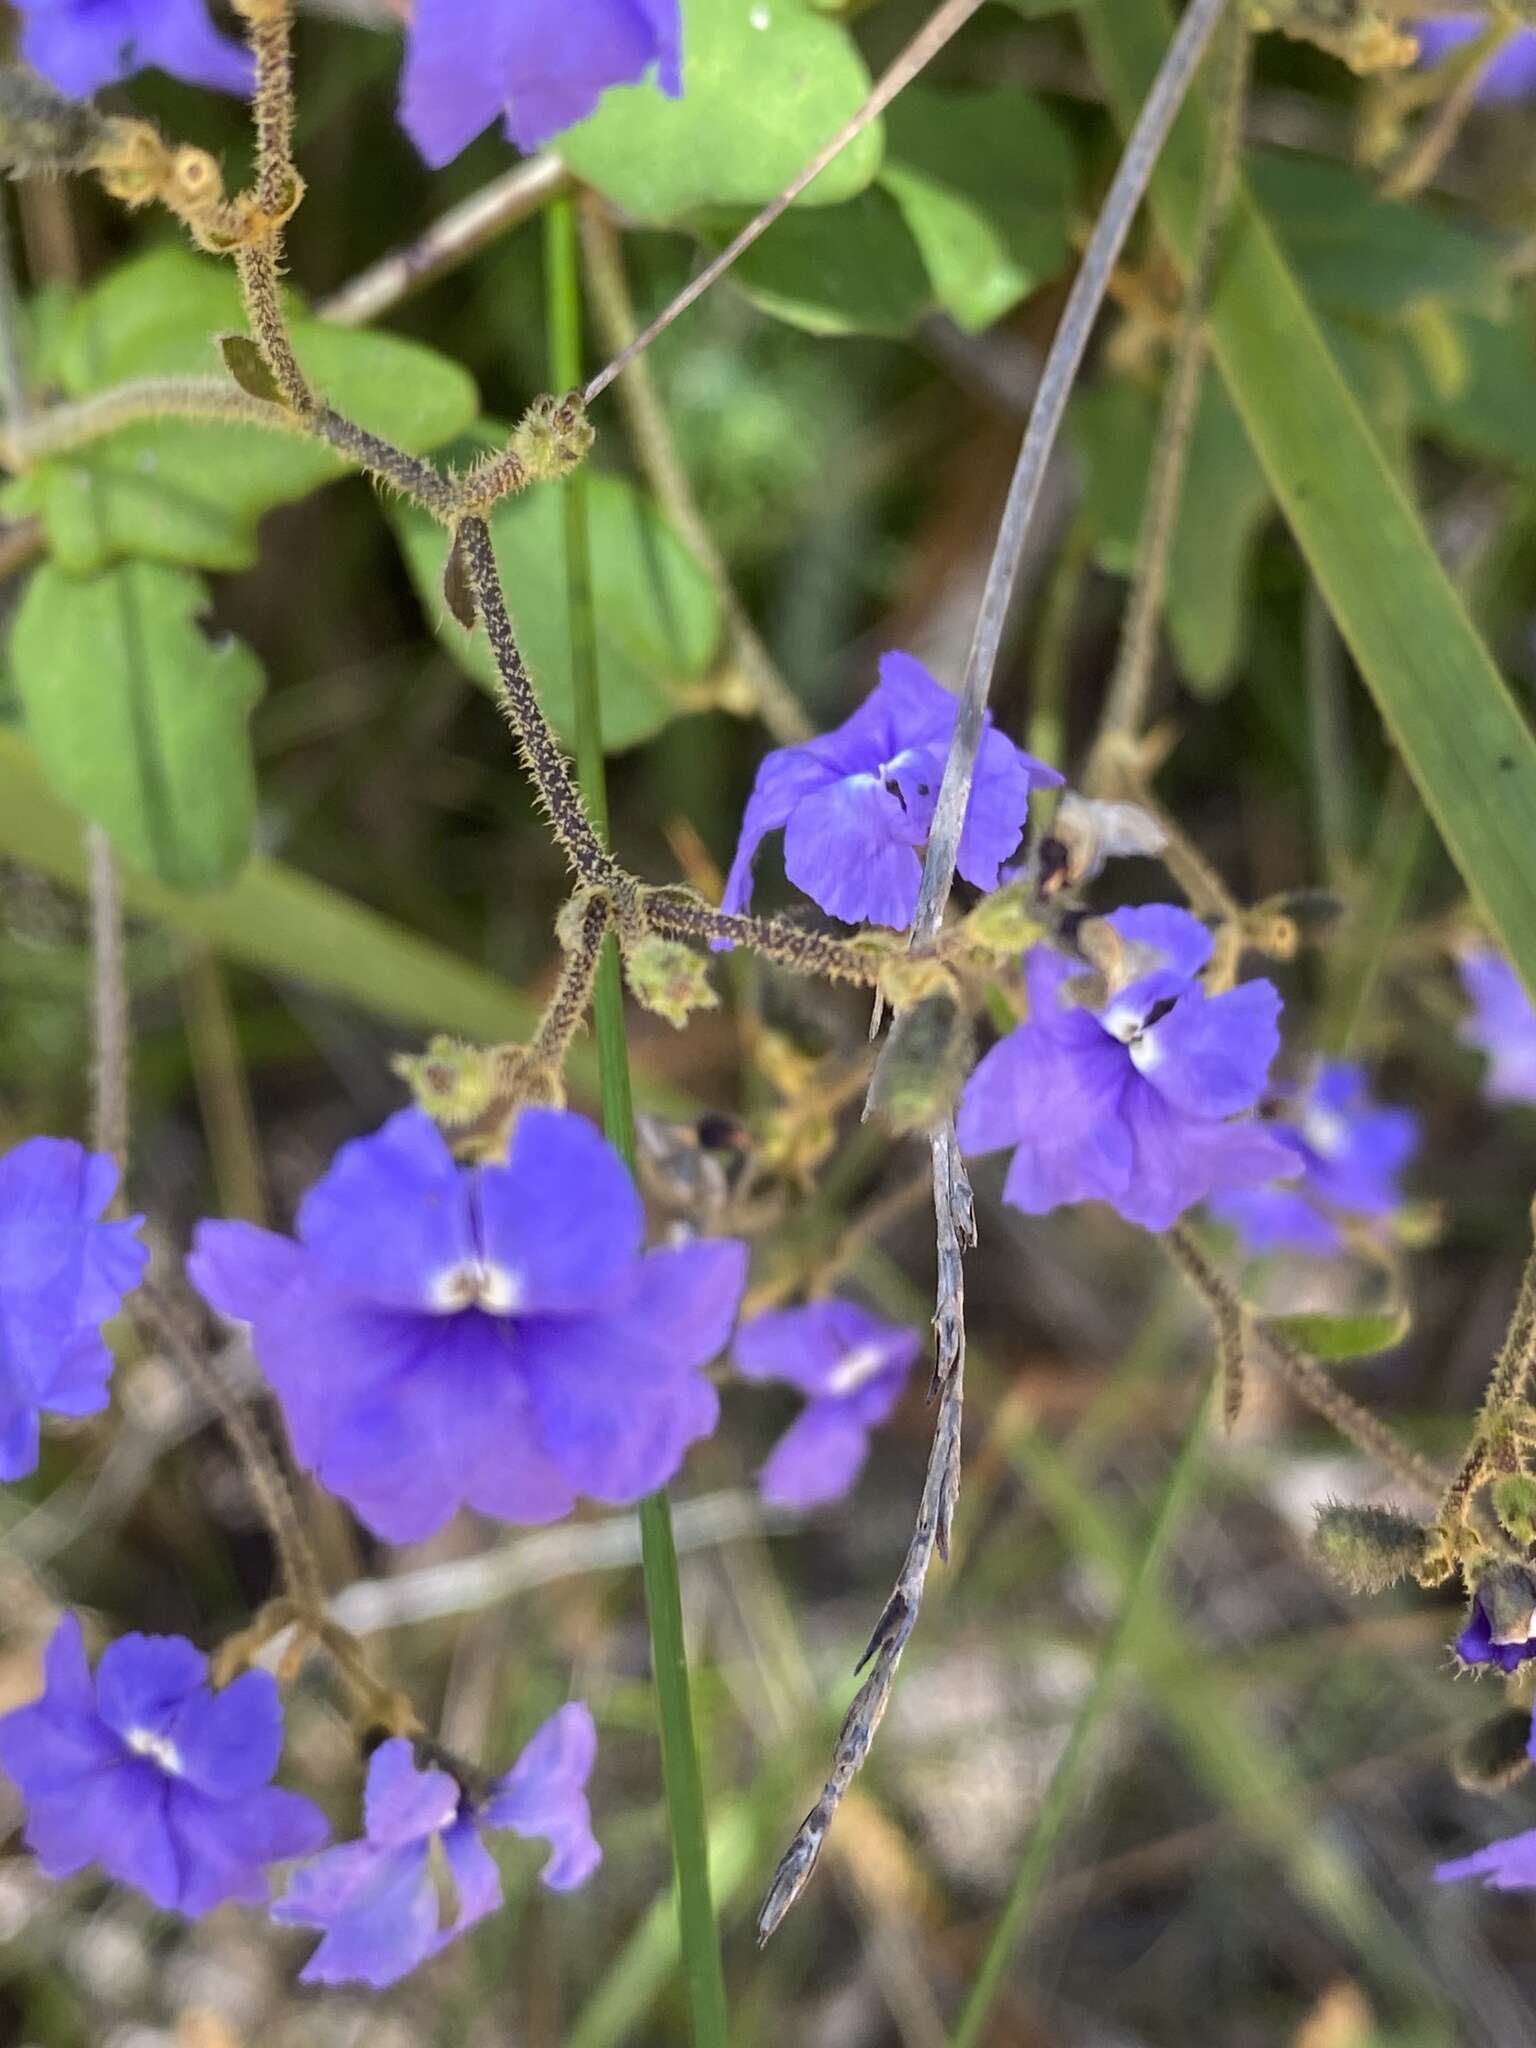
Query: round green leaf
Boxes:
[
  {"xmin": 12, "ymin": 560, "xmax": 264, "ymax": 890},
  {"xmin": 716, "ymin": 189, "xmax": 931, "ymax": 337},
  {"xmin": 557, "ymin": 0, "xmax": 883, "ymax": 225},
  {"xmin": 1266, "ymin": 1310, "xmax": 1410, "ymax": 1362},
  {"xmin": 22, "ymin": 245, "xmax": 479, "ymax": 573}
]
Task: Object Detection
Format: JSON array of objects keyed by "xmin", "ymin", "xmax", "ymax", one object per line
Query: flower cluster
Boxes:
[
  {"xmin": 400, "ymin": 0, "xmax": 683, "ymax": 163},
  {"xmin": 0, "ymin": 1614, "xmax": 326, "ymax": 1915},
  {"xmin": 189, "ymin": 1107, "xmax": 747, "ymax": 1542},
  {"xmin": 275, "ymin": 1712, "xmax": 600, "ymax": 1988},
  {"xmin": 957, "ymin": 907, "xmax": 1295, "ymax": 1232},
  {"xmin": 722, "ymin": 651, "xmax": 1062, "ymax": 931},
  {"xmin": 735, "ymin": 1299, "xmax": 922, "ymax": 1509},
  {"xmin": 0, "ymin": 1137, "xmax": 147, "ymax": 1480},
  {"xmin": 1208, "ymin": 1059, "xmax": 1418, "ymax": 1256},
  {"xmin": 1459, "ymin": 946, "xmax": 1536, "ymax": 1106}
]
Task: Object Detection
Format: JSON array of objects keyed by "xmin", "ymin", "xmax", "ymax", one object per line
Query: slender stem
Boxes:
[
  {"xmin": 86, "ymin": 825, "xmax": 130, "ymax": 1180},
  {"xmin": 583, "ymin": 0, "xmax": 990, "ymax": 405},
  {"xmin": 910, "ymin": 0, "xmax": 1229, "ymax": 948},
  {"xmin": 180, "ymin": 947, "xmax": 268, "ymax": 1225},
  {"xmin": 1381, "ymin": 20, "xmax": 1517, "ymax": 200},
  {"xmin": 317, "ymin": 154, "xmax": 572, "ymax": 327},
  {"xmin": 545, "ymin": 194, "xmax": 728, "ymax": 2047},
  {"xmin": 577, "ymin": 196, "xmax": 812, "ymax": 748},
  {"xmin": 951, "ymin": 1378, "xmax": 1214, "ymax": 2048}
]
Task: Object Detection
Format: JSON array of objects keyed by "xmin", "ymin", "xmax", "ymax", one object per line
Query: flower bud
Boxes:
[
  {"xmin": 622, "ymin": 937, "xmax": 718, "ymax": 1029},
  {"xmin": 1312, "ymin": 1500, "xmax": 1426, "ymax": 1595},
  {"xmin": 865, "ymin": 990, "xmax": 975, "ymax": 1137},
  {"xmin": 1453, "ymin": 1708, "xmax": 1535, "ymax": 1796}
]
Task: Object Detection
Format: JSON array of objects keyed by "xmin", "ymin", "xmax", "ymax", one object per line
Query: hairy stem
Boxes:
[
  {"xmin": 1164, "ymin": 1225, "xmax": 1443, "ymax": 1501},
  {"xmin": 547, "ymin": 193, "xmax": 729, "ymax": 2045},
  {"xmin": 1435, "ymin": 1223, "xmax": 1536, "ymax": 1536}
]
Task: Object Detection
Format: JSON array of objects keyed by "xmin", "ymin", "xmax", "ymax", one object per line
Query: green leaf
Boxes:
[
  {"xmin": 715, "ymin": 189, "xmax": 931, "ymax": 337},
  {"xmin": 393, "ymin": 460, "xmax": 722, "ymax": 752},
  {"xmin": 17, "ymin": 245, "xmax": 478, "ymax": 573},
  {"xmin": 1248, "ymin": 150, "xmax": 1508, "ymax": 327},
  {"xmin": 880, "ymin": 85, "xmax": 1076, "ymax": 334},
  {"xmin": 1267, "ymin": 1310, "xmax": 1410, "ymax": 1362},
  {"xmin": 557, "ymin": 0, "xmax": 882, "ymax": 225},
  {"xmin": 1081, "ymin": 0, "xmax": 1536, "ymax": 1002},
  {"xmin": 11, "ymin": 560, "xmax": 262, "ymax": 890},
  {"xmin": 1403, "ymin": 298, "xmax": 1536, "ymax": 475},
  {"xmin": 1071, "ymin": 377, "xmax": 1271, "ymax": 693}
]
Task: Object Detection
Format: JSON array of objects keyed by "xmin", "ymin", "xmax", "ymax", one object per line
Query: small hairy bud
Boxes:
[
  {"xmin": 1453, "ymin": 1708, "xmax": 1535, "ymax": 1795},
  {"xmin": 865, "ymin": 990, "xmax": 975, "ymax": 1137},
  {"xmin": 393, "ymin": 1035, "xmax": 503, "ymax": 1131},
  {"xmin": 955, "ymin": 882, "xmax": 1044, "ymax": 963},
  {"xmin": 622, "ymin": 937, "xmax": 718, "ymax": 1029},
  {"xmin": 511, "ymin": 391, "xmax": 596, "ymax": 484},
  {"xmin": 0, "ymin": 69, "xmax": 112, "ymax": 178},
  {"xmin": 1312, "ymin": 1499, "xmax": 1426, "ymax": 1595}
]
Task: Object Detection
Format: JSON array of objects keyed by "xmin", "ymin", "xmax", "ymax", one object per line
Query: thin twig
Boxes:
[
  {"xmin": 583, "ymin": 0, "xmax": 991, "ymax": 405},
  {"xmin": 326, "ymin": 1490, "xmax": 778, "ymax": 1635},
  {"xmin": 1381, "ymin": 20, "xmax": 1517, "ymax": 200},
  {"xmin": 764, "ymin": 0, "xmax": 1233, "ymax": 1944},
  {"xmin": 1163, "ymin": 1224, "xmax": 1443, "ymax": 1502},
  {"xmin": 1092, "ymin": 13, "xmax": 1250, "ymax": 756},
  {"xmin": 577, "ymin": 196, "xmax": 812, "ymax": 747},
  {"xmin": 137, "ymin": 1279, "xmax": 326, "ymax": 1613},
  {"xmin": 908, "ymin": 0, "xmax": 1232, "ymax": 951},
  {"xmin": 86, "ymin": 825, "xmax": 130, "ymax": 1179},
  {"xmin": 317, "ymin": 154, "xmax": 572, "ymax": 326},
  {"xmin": 757, "ymin": 1125, "xmax": 974, "ymax": 1941}
]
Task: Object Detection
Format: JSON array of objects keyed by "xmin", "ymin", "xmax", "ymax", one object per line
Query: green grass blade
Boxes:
[
  {"xmin": 1080, "ymin": 0, "xmax": 1536, "ymax": 996},
  {"xmin": 547, "ymin": 194, "xmax": 729, "ymax": 2046}
]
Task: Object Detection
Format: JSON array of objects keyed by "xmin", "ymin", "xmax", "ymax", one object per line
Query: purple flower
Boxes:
[
  {"xmin": 273, "ymin": 1710, "xmax": 600, "ymax": 1988},
  {"xmin": 1453, "ymin": 1574, "xmax": 1536, "ymax": 1675},
  {"xmin": 1208, "ymin": 1060, "xmax": 1418, "ymax": 1256},
  {"xmin": 722, "ymin": 651, "xmax": 1063, "ymax": 931},
  {"xmin": 1414, "ymin": 16, "xmax": 1536, "ymax": 101},
  {"xmin": 1435, "ymin": 1828, "xmax": 1536, "ymax": 1890},
  {"xmin": 0, "ymin": 1613, "xmax": 326, "ymax": 1916},
  {"xmin": 399, "ymin": 0, "xmax": 683, "ymax": 166},
  {"xmin": 734, "ymin": 1299, "xmax": 922, "ymax": 1509},
  {"xmin": 13, "ymin": 0, "xmax": 252, "ymax": 99},
  {"xmin": 1459, "ymin": 946, "xmax": 1536, "ymax": 1105},
  {"xmin": 956, "ymin": 906, "xmax": 1296, "ymax": 1233},
  {"xmin": 189, "ymin": 1108, "xmax": 747, "ymax": 1543},
  {"xmin": 0, "ymin": 1137, "xmax": 148, "ymax": 1480}
]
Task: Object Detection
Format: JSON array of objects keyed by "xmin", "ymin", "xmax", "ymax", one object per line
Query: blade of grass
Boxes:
[
  {"xmin": 1080, "ymin": 0, "xmax": 1536, "ymax": 999},
  {"xmin": 546, "ymin": 193, "xmax": 729, "ymax": 2047}
]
